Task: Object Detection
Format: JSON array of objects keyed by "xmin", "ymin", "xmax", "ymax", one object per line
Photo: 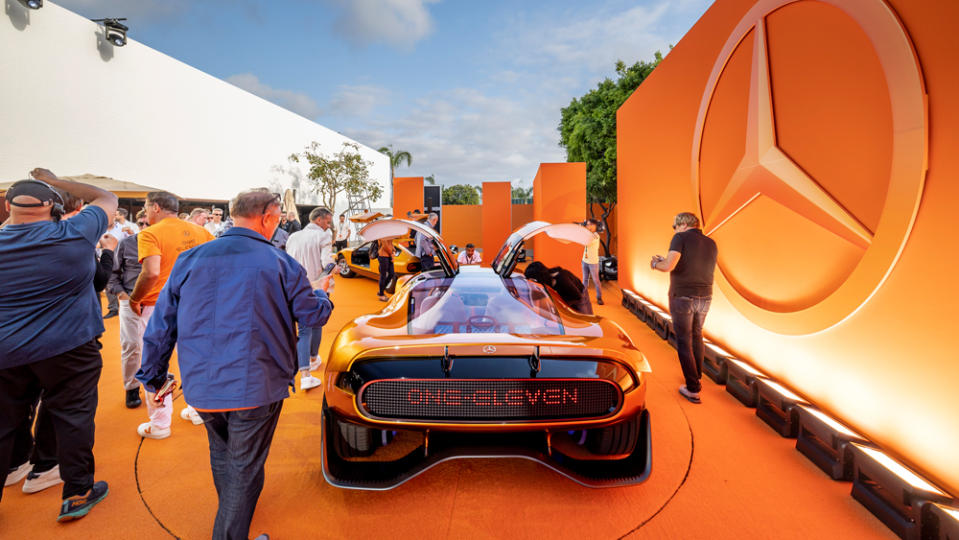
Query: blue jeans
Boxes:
[
  {"xmin": 199, "ymin": 400, "xmax": 283, "ymax": 540},
  {"xmin": 582, "ymin": 261, "xmax": 602, "ymax": 300},
  {"xmin": 296, "ymin": 326, "xmax": 322, "ymax": 371},
  {"xmin": 419, "ymin": 253, "xmax": 435, "ymax": 271},
  {"xmin": 669, "ymin": 295, "xmax": 712, "ymax": 393}
]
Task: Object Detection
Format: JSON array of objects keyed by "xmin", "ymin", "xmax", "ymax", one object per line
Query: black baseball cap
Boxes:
[{"xmin": 5, "ymin": 179, "xmax": 63, "ymax": 208}]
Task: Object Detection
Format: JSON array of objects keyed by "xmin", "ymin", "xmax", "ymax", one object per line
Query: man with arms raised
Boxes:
[
  {"xmin": 137, "ymin": 189, "xmax": 334, "ymax": 540},
  {"xmin": 0, "ymin": 169, "xmax": 117, "ymax": 521},
  {"xmin": 128, "ymin": 191, "xmax": 214, "ymax": 438}
]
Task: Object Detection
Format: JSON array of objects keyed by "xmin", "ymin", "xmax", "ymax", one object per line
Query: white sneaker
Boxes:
[
  {"xmin": 300, "ymin": 375, "xmax": 321, "ymax": 391},
  {"xmin": 180, "ymin": 406, "xmax": 204, "ymax": 425},
  {"xmin": 5, "ymin": 461, "xmax": 31, "ymax": 486},
  {"xmin": 138, "ymin": 422, "xmax": 171, "ymax": 440},
  {"xmin": 309, "ymin": 358, "xmax": 322, "ymax": 372},
  {"xmin": 22, "ymin": 465, "xmax": 62, "ymax": 494}
]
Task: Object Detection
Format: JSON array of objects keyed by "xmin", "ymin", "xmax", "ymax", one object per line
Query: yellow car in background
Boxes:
[{"xmin": 335, "ymin": 212, "xmax": 422, "ymax": 291}]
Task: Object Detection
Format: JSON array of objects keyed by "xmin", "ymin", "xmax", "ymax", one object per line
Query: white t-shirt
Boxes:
[
  {"xmin": 286, "ymin": 222, "xmax": 334, "ymax": 281},
  {"xmin": 107, "ymin": 220, "xmax": 139, "ymax": 240},
  {"xmin": 457, "ymin": 250, "xmax": 482, "ymax": 265},
  {"xmin": 335, "ymin": 222, "xmax": 351, "ymax": 242}
]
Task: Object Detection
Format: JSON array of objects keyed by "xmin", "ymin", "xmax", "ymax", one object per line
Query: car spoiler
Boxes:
[
  {"xmin": 491, "ymin": 221, "xmax": 595, "ymax": 277},
  {"xmin": 358, "ymin": 219, "xmax": 458, "ymax": 277}
]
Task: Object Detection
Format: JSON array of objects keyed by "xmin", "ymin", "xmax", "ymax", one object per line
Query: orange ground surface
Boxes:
[{"xmin": 0, "ymin": 277, "xmax": 893, "ymax": 539}]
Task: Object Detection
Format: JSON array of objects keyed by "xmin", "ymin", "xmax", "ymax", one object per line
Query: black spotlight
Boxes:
[
  {"xmin": 93, "ymin": 18, "xmax": 129, "ymax": 47},
  {"xmin": 18, "ymin": 0, "xmax": 42, "ymax": 9}
]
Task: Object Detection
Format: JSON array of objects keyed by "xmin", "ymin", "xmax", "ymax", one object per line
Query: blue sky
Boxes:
[{"xmin": 55, "ymin": 0, "xmax": 712, "ymax": 186}]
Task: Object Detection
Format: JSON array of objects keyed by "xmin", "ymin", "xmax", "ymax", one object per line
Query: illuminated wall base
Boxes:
[
  {"xmin": 795, "ymin": 405, "xmax": 865, "ymax": 481},
  {"xmin": 617, "ymin": 287, "xmax": 957, "ymax": 539},
  {"xmin": 755, "ymin": 380, "xmax": 804, "ymax": 438},
  {"xmin": 850, "ymin": 443, "xmax": 952, "ymax": 540},
  {"xmin": 703, "ymin": 341, "xmax": 732, "ymax": 384},
  {"xmin": 725, "ymin": 359, "xmax": 764, "ymax": 408},
  {"xmin": 921, "ymin": 503, "xmax": 959, "ymax": 540}
]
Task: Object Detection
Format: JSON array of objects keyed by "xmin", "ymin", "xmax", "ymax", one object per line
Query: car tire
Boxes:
[
  {"xmin": 337, "ymin": 256, "xmax": 356, "ymax": 278},
  {"xmin": 586, "ymin": 414, "xmax": 639, "ymax": 456}
]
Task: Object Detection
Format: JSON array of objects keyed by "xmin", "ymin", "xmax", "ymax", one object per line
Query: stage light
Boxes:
[
  {"xmin": 702, "ymin": 340, "xmax": 732, "ymax": 384},
  {"xmin": 850, "ymin": 443, "xmax": 951, "ymax": 540},
  {"xmin": 725, "ymin": 358, "xmax": 764, "ymax": 407},
  {"xmin": 922, "ymin": 504, "xmax": 959, "ymax": 540},
  {"xmin": 93, "ymin": 18, "xmax": 129, "ymax": 47},
  {"xmin": 18, "ymin": 0, "xmax": 42, "ymax": 9},
  {"xmin": 795, "ymin": 405, "xmax": 864, "ymax": 480},
  {"xmin": 756, "ymin": 379, "xmax": 806, "ymax": 437}
]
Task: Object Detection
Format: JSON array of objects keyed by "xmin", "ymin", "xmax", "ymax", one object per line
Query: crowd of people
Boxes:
[
  {"xmin": 0, "ymin": 169, "xmax": 712, "ymax": 537},
  {"xmin": 0, "ymin": 170, "xmax": 335, "ymax": 539}
]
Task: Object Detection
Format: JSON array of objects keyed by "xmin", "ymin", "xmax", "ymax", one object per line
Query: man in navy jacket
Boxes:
[{"xmin": 136, "ymin": 188, "xmax": 334, "ymax": 540}]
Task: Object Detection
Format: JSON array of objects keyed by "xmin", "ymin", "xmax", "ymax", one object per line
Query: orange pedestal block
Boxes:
[
  {"xmin": 533, "ymin": 162, "xmax": 586, "ymax": 272},
  {"xmin": 481, "ymin": 182, "xmax": 511, "ymax": 265},
  {"xmin": 393, "ymin": 177, "xmax": 423, "ymax": 220}
]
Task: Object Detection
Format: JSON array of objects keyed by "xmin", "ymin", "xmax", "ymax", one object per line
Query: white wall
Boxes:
[{"xmin": 0, "ymin": 1, "xmax": 389, "ymax": 213}]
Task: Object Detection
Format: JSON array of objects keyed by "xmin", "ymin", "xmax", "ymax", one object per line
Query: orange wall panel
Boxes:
[
  {"xmin": 481, "ymin": 182, "xmax": 512, "ymax": 265},
  {"xmin": 588, "ymin": 202, "xmax": 618, "ymax": 257},
  {"xmin": 618, "ymin": 0, "xmax": 959, "ymax": 494},
  {"xmin": 511, "ymin": 203, "xmax": 534, "ymax": 231},
  {"xmin": 533, "ymin": 163, "xmax": 586, "ymax": 271},
  {"xmin": 441, "ymin": 204, "xmax": 483, "ymax": 253},
  {"xmin": 392, "ymin": 177, "xmax": 423, "ymax": 220}
]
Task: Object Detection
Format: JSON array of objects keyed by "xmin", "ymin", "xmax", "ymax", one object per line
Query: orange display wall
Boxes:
[
  {"xmin": 511, "ymin": 203, "xmax": 534, "ymax": 233},
  {"xmin": 618, "ymin": 0, "xmax": 958, "ymax": 494},
  {"xmin": 533, "ymin": 163, "xmax": 586, "ymax": 271},
  {"xmin": 392, "ymin": 177, "xmax": 424, "ymax": 221},
  {"xmin": 481, "ymin": 182, "xmax": 512, "ymax": 265},
  {"xmin": 441, "ymin": 204, "xmax": 482, "ymax": 252}
]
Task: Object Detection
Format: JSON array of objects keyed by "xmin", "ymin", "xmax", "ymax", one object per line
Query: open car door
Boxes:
[
  {"xmin": 491, "ymin": 221, "xmax": 595, "ymax": 277},
  {"xmin": 359, "ymin": 219, "xmax": 457, "ymax": 277}
]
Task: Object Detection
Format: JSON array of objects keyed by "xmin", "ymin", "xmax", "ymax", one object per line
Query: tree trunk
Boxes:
[{"xmin": 593, "ymin": 202, "xmax": 615, "ymax": 257}]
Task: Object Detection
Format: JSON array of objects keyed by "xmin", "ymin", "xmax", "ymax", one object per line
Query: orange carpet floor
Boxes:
[{"xmin": 0, "ymin": 277, "xmax": 893, "ymax": 539}]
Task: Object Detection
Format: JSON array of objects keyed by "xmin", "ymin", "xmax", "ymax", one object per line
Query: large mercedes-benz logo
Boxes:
[
  {"xmin": 691, "ymin": 0, "xmax": 927, "ymax": 335},
  {"xmin": 483, "ymin": 345, "xmax": 497, "ymax": 354}
]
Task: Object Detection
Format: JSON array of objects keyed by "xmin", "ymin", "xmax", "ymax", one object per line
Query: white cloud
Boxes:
[
  {"xmin": 323, "ymin": 0, "xmax": 440, "ymax": 50},
  {"xmin": 342, "ymin": 87, "xmax": 565, "ymax": 187},
  {"xmin": 225, "ymin": 73, "xmax": 322, "ymax": 120},
  {"xmin": 326, "ymin": 85, "xmax": 391, "ymax": 118}
]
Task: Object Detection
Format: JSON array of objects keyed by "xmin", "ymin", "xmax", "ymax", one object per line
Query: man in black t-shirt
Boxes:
[{"xmin": 651, "ymin": 212, "xmax": 717, "ymax": 404}]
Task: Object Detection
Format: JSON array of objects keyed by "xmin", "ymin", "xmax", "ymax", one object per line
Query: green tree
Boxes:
[
  {"xmin": 442, "ymin": 184, "xmax": 481, "ymax": 205},
  {"xmin": 558, "ymin": 52, "xmax": 665, "ymax": 256},
  {"xmin": 425, "ymin": 174, "xmax": 436, "ymax": 185},
  {"xmin": 511, "ymin": 186, "xmax": 533, "ymax": 202},
  {"xmin": 288, "ymin": 141, "xmax": 383, "ymax": 215},
  {"xmin": 377, "ymin": 145, "xmax": 412, "ymax": 184}
]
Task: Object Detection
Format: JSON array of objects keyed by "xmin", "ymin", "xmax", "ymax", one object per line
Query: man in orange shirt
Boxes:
[{"xmin": 128, "ymin": 191, "xmax": 214, "ymax": 439}]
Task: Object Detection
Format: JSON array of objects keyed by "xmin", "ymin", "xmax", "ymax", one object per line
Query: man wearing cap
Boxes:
[{"xmin": 0, "ymin": 168, "xmax": 117, "ymax": 521}]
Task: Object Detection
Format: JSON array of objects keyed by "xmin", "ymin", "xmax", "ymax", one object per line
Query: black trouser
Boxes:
[
  {"xmin": 377, "ymin": 256, "xmax": 395, "ymax": 295},
  {"xmin": 199, "ymin": 401, "xmax": 283, "ymax": 540},
  {"xmin": 0, "ymin": 340, "xmax": 102, "ymax": 500},
  {"xmin": 9, "ymin": 395, "xmax": 59, "ymax": 473},
  {"xmin": 668, "ymin": 295, "xmax": 712, "ymax": 393},
  {"xmin": 333, "ymin": 240, "xmax": 347, "ymax": 252}
]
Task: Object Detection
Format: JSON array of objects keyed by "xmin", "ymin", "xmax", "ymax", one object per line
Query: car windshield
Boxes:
[{"xmin": 408, "ymin": 275, "xmax": 564, "ymax": 335}]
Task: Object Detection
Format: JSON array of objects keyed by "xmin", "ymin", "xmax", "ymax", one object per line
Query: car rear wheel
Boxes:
[
  {"xmin": 586, "ymin": 414, "xmax": 640, "ymax": 456},
  {"xmin": 337, "ymin": 256, "xmax": 356, "ymax": 278}
]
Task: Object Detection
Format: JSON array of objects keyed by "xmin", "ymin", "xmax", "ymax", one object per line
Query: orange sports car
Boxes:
[
  {"xmin": 335, "ymin": 213, "xmax": 421, "ymax": 290},
  {"xmin": 321, "ymin": 220, "xmax": 652, "ymax": 489}
]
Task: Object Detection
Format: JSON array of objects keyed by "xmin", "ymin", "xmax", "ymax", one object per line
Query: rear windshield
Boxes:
[{"xmin": 408, "ymin": 275, "xmax": 564, "ymax": 335}]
